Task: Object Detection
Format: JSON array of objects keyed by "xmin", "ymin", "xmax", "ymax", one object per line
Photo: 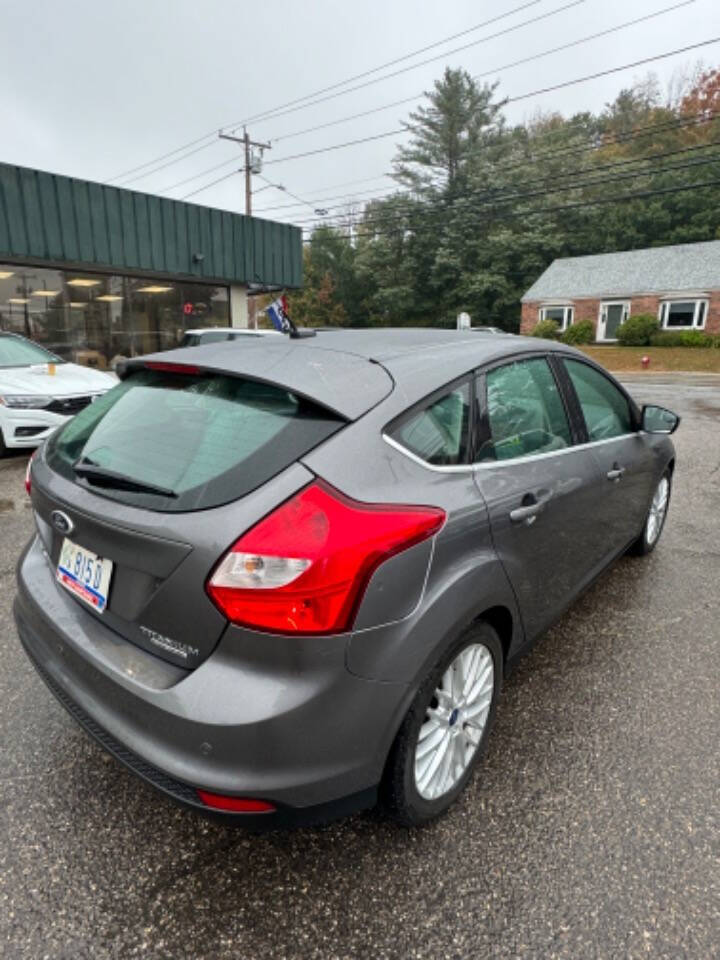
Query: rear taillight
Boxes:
[
  {"xmin": 206, "ymin": 481, "xmax": 445, "ymax": 635},
  {"xmin": 25, "ymin": 451, "xmax": 36, "ymax": 496}
]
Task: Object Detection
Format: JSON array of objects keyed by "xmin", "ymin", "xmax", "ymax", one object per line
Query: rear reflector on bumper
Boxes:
[
  {"xmin": 196, "ymin": 790, "xmax": 276, "ymax": 813},
  {"xmin": 206, "ymin": 480, "xmax": 445, "ymax": 635}
]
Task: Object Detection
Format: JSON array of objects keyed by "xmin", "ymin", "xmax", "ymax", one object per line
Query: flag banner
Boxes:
[{"xmin": 266, "ymin": 295, "xmax": 292, "ymax": 333}]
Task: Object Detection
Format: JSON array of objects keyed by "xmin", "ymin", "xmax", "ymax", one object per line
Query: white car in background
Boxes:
[
  {"xmin": 0, "ymin": 333, "xmax": 115, "ymax": 456},
  {"xmin": 179, "ymin": 327, "xmax": 283, "ymax": 347}
]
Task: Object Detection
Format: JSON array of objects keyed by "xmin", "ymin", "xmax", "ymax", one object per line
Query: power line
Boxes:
[
  {"xmin": 302, "ymin": 177, "xmax": 720, "ymax": 242},
  {"xmin": 254, "ymin": 174, "xmax": 394, "ymax": 212},
  {"xmin": 291, "ymin": 148, "xmax": 720, "ymax": 229},
  {"xmin": 235, "ymin": 1, "xmax": 584, "ymax": 129},
  {"xmin": 228, "ymin": 0, "xmax": 544, "ymax": 133},
  {"xmin": 181, "ymin": 169, "xmax": 241, "ymax": 200},
  {"xmin": 252, "ymin": 110, "xmax": 720, "ymax": 220},
  {"xmin": 261, "ymin": 35, "xmax": 720, "ymax": 170},
  {"xmin": 162, "ymin": 155, "xmax": 245, "ymax": 194},
  {"xmin": 165, "ymin": 35, "xmax": 720, "ymax": 207},
  {"xmin": 158, "ymin": 128, "xmax": 403, "ymax": 195},
  {"xmin": 262, "ymin": 110, "xmax": 720, "ymax": 223},
  {"xmin": 106, "ymin": 132, "xmax": 218, "ymax": 185},
  {"xmin": 271, "ymin": 0, "xmax": 696, "ymax": 144},
  {"xmin": 107, "ymin": 0, "xmax": 698, "ymax": 192},
  {"xmin": 103, "ymin": 0, "xmax": 546, "ymax": 185},
  {"xmin": 278, "ymin": 134, "xmax": 720, "ymax": 226},
  {"xmin": 257, "ymin": 112, "xmax": 702, "ymax": 215},
  {"xmin": 113, "ymin": 139, "xmax": 224, "ymax": 187},
  {"xmin": 255, "ymin": 174, "xmax": 320, "ymax": 213},
  {"xmin": 256, "ymin": 184, "xmax": 403, "ymax": 214}
]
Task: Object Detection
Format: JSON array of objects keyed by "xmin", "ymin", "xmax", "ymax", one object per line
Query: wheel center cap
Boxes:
[{"xmin": 449, "ymin": 708, "xmax": 459, "ymax": 727}]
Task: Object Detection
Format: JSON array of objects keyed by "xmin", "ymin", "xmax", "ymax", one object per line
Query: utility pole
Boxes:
[{"xmin": 218, "ymin": 127, "xmax": 272, "ymax": 216}]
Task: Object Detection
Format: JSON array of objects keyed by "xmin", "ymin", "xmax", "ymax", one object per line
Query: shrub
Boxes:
[
  {"xmin": 649, "ymin": 329, "xmax": 715, "ymax": 348},
  {"xmin": 560, "ymin": 320, "xmax": 594, "ymax": 345},
  {"xmin": 530, "ymin": 318, "xmax": 560, "ymax": 339},
  {"xmin": 616, "ymin": 313, "xmax": 659, "ymax": 346}
]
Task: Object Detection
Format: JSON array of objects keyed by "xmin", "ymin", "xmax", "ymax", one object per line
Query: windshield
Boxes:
[
  {"xmin": 46, "ymin": 368, "xmax": 345, "ymax": 512},
  {"xmin": 0, "ymin": 336, "xmax": 64, "ymax": 368}
]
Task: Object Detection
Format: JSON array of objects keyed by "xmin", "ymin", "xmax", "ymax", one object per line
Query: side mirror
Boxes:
[{"xmin": 641, "ymin": 404, "xmax": 680, "ymax": 434}]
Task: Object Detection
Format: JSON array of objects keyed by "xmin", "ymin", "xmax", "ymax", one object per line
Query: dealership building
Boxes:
[{"xmin": 0, "ymin": 162, "xmax": 302, "ymax": 368}]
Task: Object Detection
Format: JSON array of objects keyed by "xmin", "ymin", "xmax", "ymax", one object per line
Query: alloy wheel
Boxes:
[
  {"xmin": 646, "ymin": 476, "xmax": 669, "ymax": 545},
  {"xmin": 413, "ymin": 643, "xmax": 494, "ymax": 801}
]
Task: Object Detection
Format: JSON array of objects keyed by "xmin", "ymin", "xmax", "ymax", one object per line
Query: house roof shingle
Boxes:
[{"xmin": 522, "ymin": 240, "xmax": 720, "ymax": 302}]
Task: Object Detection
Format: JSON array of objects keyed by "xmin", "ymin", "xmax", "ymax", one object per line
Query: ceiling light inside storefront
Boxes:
[
  {"xmin": 136, "ymin": 285, "xmax": 173, "ymax": 294},
  {"xmin": 32, "ymin": 290, "xmax": 60, "ymax": 297},
  {"xmin": 8, "ymin": 297, "xmax": 29, "ymax": 304},
  {"xmin": 67, "ymin": 278, "xmax": 100, "ymax": 287},
  {"xmin": 0, "ymin": 271, "xmax": 15, "ymax": 279},
  {"xmin": 69, "ymin": 302, "xmax": 88, "ymax": 308},
  {"xmin": 96, "ymin": 295, "xmax": 123, "ymax": 302}
]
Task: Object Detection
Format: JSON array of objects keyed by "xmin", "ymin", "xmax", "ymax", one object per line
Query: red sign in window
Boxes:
[{"xmin": 183, "ymin": 302, "xmax": 193, "ymax": 316}]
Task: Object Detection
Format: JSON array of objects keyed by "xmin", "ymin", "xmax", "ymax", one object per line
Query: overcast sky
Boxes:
[{"xmin": 3, "ymin": 0, "xmax": 719, "ymax": 230}]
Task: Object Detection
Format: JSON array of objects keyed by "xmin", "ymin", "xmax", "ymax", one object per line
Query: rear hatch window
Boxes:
[{"xmin": 46, "ymin": 368, "xmax": 345, "ymax": 512}]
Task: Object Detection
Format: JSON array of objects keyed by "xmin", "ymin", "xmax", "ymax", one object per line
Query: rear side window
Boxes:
[
  {"xmin": 46, "ymin": 369, "xmax": 344, "ymax": 512},
  {"xmin": 478, "ymin": 357, "xmax": 572, "ymax": 462},
  {"xmin": 390, "ymin": 382, "xmax": 471, "ymax": 466},
  {"xmin": 563, "ymin": 359, "xmax": 633, "ymax": 441}
]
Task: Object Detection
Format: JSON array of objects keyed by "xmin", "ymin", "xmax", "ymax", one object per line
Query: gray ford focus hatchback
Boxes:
[{"xmin": 15, "ymin": 329, "xmax": 678, "ymax": 826}]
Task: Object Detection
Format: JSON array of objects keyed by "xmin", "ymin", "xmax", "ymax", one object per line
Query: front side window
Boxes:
[
  {"xmin": 47, "ymin": 369, "xmax": 344, "ymax": 512},
  {"xmin": 477, "ymin": 357, "xmax": 572, "ymax": 462},
  {"xmin": 540, "ymin": 305, "xmax": 574, "ymax": 331},
  {"xmin": 659, "ymin": 300, "xmax": 707, "ymax": 329},
  {"xmin": 563, "ymin": 359, "xmax": 633, "ymax": 442},
  {"xmin": 390, "ymin": 382, "xmax": 471, "ymax": 466}
]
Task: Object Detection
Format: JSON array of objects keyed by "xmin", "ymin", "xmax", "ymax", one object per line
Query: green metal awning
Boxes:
[{"xmin": 0, "ymin": 162, "xmax": 302, "ymax": 288}]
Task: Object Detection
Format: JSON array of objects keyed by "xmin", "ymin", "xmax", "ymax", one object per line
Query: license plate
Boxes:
[{"xmin": 56, "ymin": 538, "xmax": 113, "ymax": 613}]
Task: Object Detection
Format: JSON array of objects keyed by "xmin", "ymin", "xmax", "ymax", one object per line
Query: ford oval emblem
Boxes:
[{"xmin": 50, "ymin": 510, "xmax": 74, "ymax": 536}]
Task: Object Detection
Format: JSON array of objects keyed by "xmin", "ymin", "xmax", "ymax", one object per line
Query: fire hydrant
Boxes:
[{"xmin": 641, "ymin": 355, "xmax": 650, "ymax": 369}]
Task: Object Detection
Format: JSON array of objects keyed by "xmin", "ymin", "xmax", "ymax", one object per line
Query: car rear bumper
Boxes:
[{"xmin": 15, "ymin": 534, "xmax": 410, "ymax": 823}]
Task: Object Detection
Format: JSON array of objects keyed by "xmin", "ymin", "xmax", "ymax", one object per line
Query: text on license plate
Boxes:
[{"xmin": 56, "ymin": 538, "xmax": 113, "ymax": 613}]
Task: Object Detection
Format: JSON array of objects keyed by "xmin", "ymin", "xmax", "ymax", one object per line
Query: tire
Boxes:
[
  {"xmin": 381, "ymin": 621, "xmax": 503, "ymax": 827},
  {"xmin": 629, "ymin": 469, "xmax": 672, "ymax": 557},
  {"xmin": 0, "ymin": 429, "xmax": 7, "ymax": 458}
]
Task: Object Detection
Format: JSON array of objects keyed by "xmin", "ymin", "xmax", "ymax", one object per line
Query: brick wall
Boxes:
[
  {"xmin": 629, "ymin": 295, "xmax": 659, "ymax": 317},
  {"xmin": 522, "ymin": 292, "xmax": 720, "ymax": 337},
  {"xmin": 706, "ymin": 292, "xmax": 720, "ymax": 334},
  {"xmin": 520, "ymin": 302, "xmax": 537, "ymax": 334},
  {"xmin": 573, "ymin": 299, "xmax": 601, "ymax": 326},
  {"xmin": 521, "ymin": 298, "xmax": 602, "ymax": 335}
]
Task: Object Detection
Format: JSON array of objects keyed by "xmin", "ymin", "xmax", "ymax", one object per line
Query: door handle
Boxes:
[
  {"xmin": 510, "ymin": 492, "xmax": 550, "ymax": 526},
  {"xmin": 606, "ymin": 463, "xmax": 626, "ymax": 482},
  {"xmin": 509, "ymin": 503, "xmax": 542, "ymax": 525}
]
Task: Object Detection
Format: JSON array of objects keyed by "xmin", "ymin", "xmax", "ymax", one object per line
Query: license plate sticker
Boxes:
[{"xmin": 56, "ymin": 538, "xmax": 113, "ymax": 613}]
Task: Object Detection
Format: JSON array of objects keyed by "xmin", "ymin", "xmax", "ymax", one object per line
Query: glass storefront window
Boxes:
[{"xmin": 0, "ymin": 264, "xmax": 229, "ymax": 369}]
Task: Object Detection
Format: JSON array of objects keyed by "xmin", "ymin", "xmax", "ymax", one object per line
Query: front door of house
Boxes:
[{"xmin": 597, "ymin": 301, "xmax": 629, "ymax": 341}]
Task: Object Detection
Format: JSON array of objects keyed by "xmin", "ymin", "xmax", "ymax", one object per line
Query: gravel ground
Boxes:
[{"xmin": 0, "ymin": 377, "xmax": 718, "ymax": 960}]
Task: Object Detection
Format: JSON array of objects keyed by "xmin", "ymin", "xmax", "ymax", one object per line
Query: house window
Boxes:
[
  {"xmin": 658, "ymin": 299, "xmax": 708, "ymax": 329},
  {"xmin": 539, "ymin": 305, "xmax": 574, "ymax": 331}
]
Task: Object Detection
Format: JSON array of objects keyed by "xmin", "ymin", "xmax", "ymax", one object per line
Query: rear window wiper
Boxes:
[{"xmin": 73, "ymin": 458, "xmax": 178, "ymax": 498}]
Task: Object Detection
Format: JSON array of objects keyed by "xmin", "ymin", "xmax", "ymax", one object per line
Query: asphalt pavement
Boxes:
[{"xmin": 0, "ymin": 374, "xmax": 718, "ymax": 960}]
